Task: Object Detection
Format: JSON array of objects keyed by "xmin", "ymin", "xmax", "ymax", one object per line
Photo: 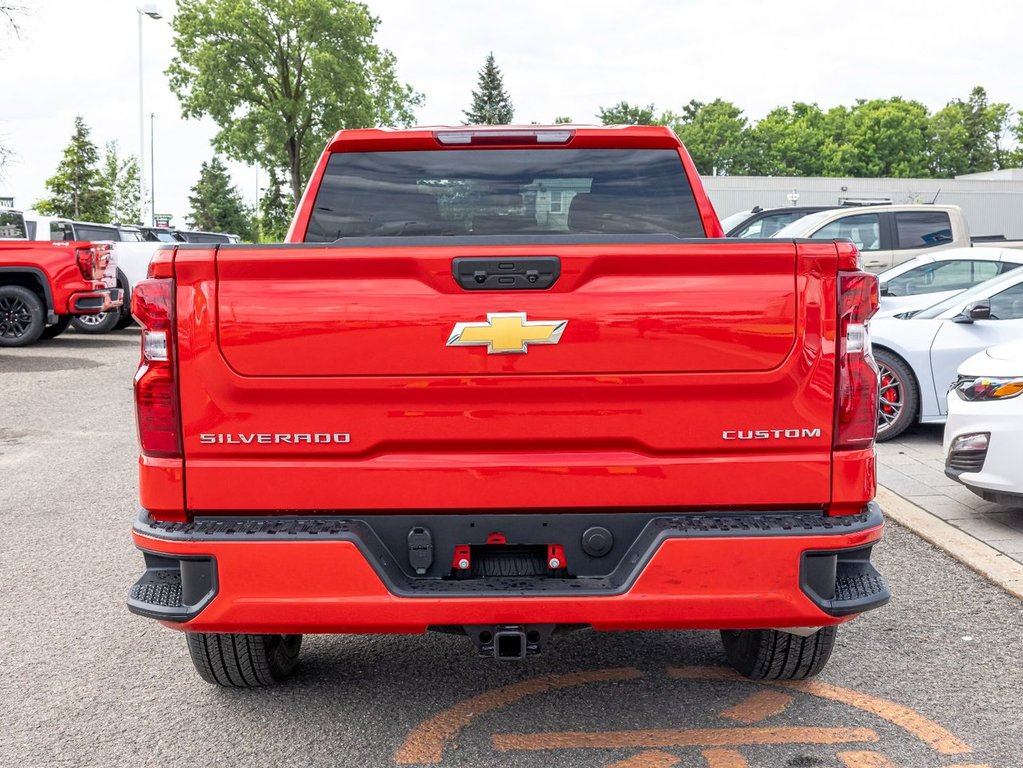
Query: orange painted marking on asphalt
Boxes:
[
  {"xmin": 719, "ymin": 690, "xmax": 794, "ymax": 723},
  {"xmin": 607, "ymin": 750, "xmax": 680, "ymax": 768},
  {"xmin": 701, "ymin": 748, "xmax": 750, "ymax": 767},
  {"xmin": 779, "ymin": 680, "xmax": 973, "ymax": 756},
  {"xmin": 393, "ymin": 667, "xmax": 643, "ymax": 765},
  {"xmin": 837, "ymin": 750, "xmax": 897, "ymax": 767},
  {"xmin": 667, "ymin": 666, "xmax": 972, "ymax": 756},
  {"xmin": 667, "ymin": 666, "xmax": 742, "ymax": 682},
  {"xmin": 491, "ymin": 726, "xmax": 879, "ymax": 751}
]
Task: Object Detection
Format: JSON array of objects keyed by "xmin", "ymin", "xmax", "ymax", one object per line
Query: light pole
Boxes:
[
  {"xmin": 137, "ymin": 4, "xmax": 162, "ymax": 226},
  {"xmin": 150, "ymin": 112, "xmax": 156, "ymax": 222}
]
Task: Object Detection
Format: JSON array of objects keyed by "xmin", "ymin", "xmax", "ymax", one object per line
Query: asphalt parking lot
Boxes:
[{"xmin": 3, "ymin": 331, "xmax": 1022, "ymax": 768}]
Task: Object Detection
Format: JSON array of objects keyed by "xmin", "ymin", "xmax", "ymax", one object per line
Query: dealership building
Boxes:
[{"xmin": 703, "ymin": 168, "xmax": 1023, "ymax": 239}]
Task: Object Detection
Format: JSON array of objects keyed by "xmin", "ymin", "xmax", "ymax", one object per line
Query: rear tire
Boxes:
[
  {"xmin": 114, "ymin": 309, "xmax": 135, "ymax": 329},
  {"xmin": 0, "ymin": 285, "xmax": 46, "ymax": 347},
  {"xmin": 40, "ymin": 314, "xmax": 71, "ymax": 340},
  {"xmin": 720, "ymin": 626, "xmax": 837, "ymax": 680},
  {"xmin": 185, "ymin": 633, "xmax": 302, "ymax": 687},
  {"xmin": 874, "ymin": 349, "xmax": 918, "ymax": 442},
  {"xmin": 71, "ymin": 310, "xmax": 120, "ymax": 334}
]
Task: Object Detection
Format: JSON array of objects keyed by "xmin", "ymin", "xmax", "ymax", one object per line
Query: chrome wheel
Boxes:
[
  {"xmin": 76, "ymin": 312, "xmax": 108, "ymax": 327},
  {"xmin": 0, "ymin": 294, "xmax": 34, "ymax": 338},
  {"xmin": 877, "ymin": 361, "xmax": 904, "ymax": 435},
  {"xmin": 871, "ymin": 359, "xmax": 904, "ymax": 433}
]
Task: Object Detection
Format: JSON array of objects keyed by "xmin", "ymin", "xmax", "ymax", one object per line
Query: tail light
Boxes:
[
  {"xmin": 75, "ymin": 246, "xmax": 104, "ymax": 280},
  {"xmin": 133, "ymin": 278, "xmax": 181, "ymax": 458},
  {"xmin": 75, "ymin": 247, "xmax": 98, "ymax": 280},
  {"xmin": 834, "ymin": 271, "xmax": 880, "ymax": 450}
]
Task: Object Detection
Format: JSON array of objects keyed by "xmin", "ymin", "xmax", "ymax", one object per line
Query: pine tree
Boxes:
[
  {"xmin": 36, "ymin": 116, "xmax": 110, "ymax": 220},
  {"xmin": 258, "ymin": 169, "xmax": 292, "ymax": 242},
  {"xmin": 187, "ymin": 156, "xmax": 254, "ymax": 241},
  {"xmin": 462, "ymin": 52, "xmax": 514, "ymax": 125}
]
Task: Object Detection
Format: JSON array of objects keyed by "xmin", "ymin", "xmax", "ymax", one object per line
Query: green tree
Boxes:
[
  {"xmin": 745, "ymin": 102, "xmax": 827, "ymax": 176},
  {"xmin": 597, "ymin": 101, "xmax": 659, "ymax": 125},
  {"xmin": 187, "ymin": 157, "xmax": 255, "ymax": 241},
  {"xmin": 463, "ymin": 52, "xmax": 514, "ymax": 125},
  {"xmin": 553, "ymin": 116, "xmax": 573, "ymax": 124},
  {"xmin": 168, "ymin": 0, "xmax": 421, "ymax": 205},
  {"xmin": 1010, "ymin": 111, "xmax": 1023, "ymax": 168},
  {"xmin": 821, "ymin": 98, "xmax": 932, "ymax": 178},
  {"xmin": 101, "ymin": 142, "xmax": 142, "ymax": 224},
  {"xmin": 668, "ymin": 99, "xmax": 752, "ymax": 175},
  {"xmin": 931, "ymin": 87, "xmax": 1012, "ymax": 176},
  {"xmin": 36, "ymin": 116, "xmax": 110, "ymax": 220},
  {"xmin": 258, "ymin": 168, "xmax": 292, "ymax": 242}
]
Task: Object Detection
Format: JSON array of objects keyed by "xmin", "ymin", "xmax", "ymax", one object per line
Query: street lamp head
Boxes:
[{"xmin": 137, "ymin": 3, "xmax": 162, "ymax": 19}]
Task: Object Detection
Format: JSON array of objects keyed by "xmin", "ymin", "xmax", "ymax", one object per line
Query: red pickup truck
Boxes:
[
  {"xmin": 127, "ymin": 125, "xmax": 888, "ymax": 686},
  {"xmin": 0, "ymin": 239, "xmax": 122, "ymax": 346}
]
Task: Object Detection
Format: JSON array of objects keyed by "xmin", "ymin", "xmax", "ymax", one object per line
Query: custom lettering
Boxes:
[{"xmin": 722, "ymin": 428, "xmax": 824, "ymax": 441}]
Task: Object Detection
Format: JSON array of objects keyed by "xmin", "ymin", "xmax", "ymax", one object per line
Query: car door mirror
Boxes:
[{"xmin": 952, "ymin": 300, "xmax": 992, "ymax": 323}]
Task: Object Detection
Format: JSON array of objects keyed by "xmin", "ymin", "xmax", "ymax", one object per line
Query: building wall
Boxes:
[{"xmin": 701, "ymin": 175, "xmax": 1023, "ymax": 239}]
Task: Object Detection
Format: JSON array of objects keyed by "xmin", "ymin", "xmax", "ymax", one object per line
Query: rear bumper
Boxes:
[
  {"xmin": 128, "ymin": 504, "xmax": 888, "ymax": 634},
  {"xmin": 69, "ymin": 287, "xmax": 123, "ymax": 314}
]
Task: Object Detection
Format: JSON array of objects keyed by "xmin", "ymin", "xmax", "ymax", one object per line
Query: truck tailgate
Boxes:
[{"xmin": 175, "ymin": 241, "xmax": 839, "ymax": 511}]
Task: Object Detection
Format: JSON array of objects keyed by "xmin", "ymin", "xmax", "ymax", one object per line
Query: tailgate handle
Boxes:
[{"xmin": 453, "ymin": 257, "xmax": 560, "ymax": 291}]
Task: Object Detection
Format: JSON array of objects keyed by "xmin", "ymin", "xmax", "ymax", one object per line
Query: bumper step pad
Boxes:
[
  {"xmin": 130, "ymin": 570, "xmax": 184, "ymax": 609},
  {"xmin": 127, "ymin": 552, "xmax": 217, "ymax": 622},
  {"xmin": 801, "ymin": 545, "xmax": 890, "ymax": 617}
]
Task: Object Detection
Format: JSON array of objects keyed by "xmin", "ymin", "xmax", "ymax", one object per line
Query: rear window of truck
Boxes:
[{"xmin": 303, "ymin": 149, "xmax": 705, "ymax": 242}]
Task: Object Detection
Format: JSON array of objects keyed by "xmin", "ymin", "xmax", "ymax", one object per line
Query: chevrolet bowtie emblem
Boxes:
[{"xmin": 446, "ymin": 312, "xmax": 568, "ymax": 354}]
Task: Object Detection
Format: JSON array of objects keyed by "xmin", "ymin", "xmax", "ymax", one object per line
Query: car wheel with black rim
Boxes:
[
  {"xmin": 874, "ymin": 348, "xmax": 918, "ymax": 442},
  {"xmin": 0, "ymin": 285, "xmax": 46, "ymax": 347},
  {"xmin": 71, "ymin": 310, "xmax": 121, "ymax": 334}
]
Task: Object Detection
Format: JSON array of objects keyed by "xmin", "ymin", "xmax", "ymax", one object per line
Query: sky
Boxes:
[{"xmin": 1, "ymin": 0, "xmax": 1021, "ymax": 226}]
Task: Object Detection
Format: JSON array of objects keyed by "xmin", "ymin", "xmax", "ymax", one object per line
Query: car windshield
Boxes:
[
  {"xmin": 771, "ymin": 210, "xmax": 835, "ymax": 238},
  {"xmin": 719, "ymin": 210, "xmax": 753, "ymax": 233},
  {"xmin": 913, "ymin": 270, "xmax": 1022, "ymax": 319}
]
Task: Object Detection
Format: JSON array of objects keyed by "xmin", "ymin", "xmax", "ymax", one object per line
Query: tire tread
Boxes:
[
  {"xmin": 721, "ymin": 626, "xmax": 837, "ymax": 680},
  {"xmin": 185, "ymin": 633, "xmax": 301, "ymax": 687}
]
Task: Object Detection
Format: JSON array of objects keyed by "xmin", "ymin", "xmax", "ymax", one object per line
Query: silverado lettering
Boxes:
[
  {"xmin": 198, "ymin": 433, "xmax": 351, "ymax": 445},
  {"xmin": 127, "ymin": 125, "xmax": 889, "ymax": 688}
]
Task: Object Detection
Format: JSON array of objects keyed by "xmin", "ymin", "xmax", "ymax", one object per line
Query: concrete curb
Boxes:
[{"xmin": 877, "ymin": 485, "xmax": 1023, "ymax": 600}]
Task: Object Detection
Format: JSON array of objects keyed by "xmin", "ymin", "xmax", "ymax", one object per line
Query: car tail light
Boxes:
[
  {"xmin": 75, "ymin": 247, "xmax": 98, "ymax": 279},
  {"xmin": 75, "ymin": 244, "xmax": 112, "ymax": 280},
  {"xmin": 133, "ymin": 278, "xmax": 181, "ymax": 458},
  {"xmin": 835, "ymin": 271, "xmax": 880, "ymax": 450}
]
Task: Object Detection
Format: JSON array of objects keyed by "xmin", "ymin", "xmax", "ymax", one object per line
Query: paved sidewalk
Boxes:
[{"xmin": 877, "ymin": 423, "xmax": 1023, "ymax": 567}]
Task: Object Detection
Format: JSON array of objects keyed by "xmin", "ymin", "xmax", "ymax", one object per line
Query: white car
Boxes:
[
  {"xmin": 877, "ymin": 247, "xmax": 1023, "ymax": 315},
  {"xmin": 870, "ymin": 268, "xmax": 1023, "ymax": 440},
  {"xmin": 944, "ymin": 340, "xmax": 1023, "ymax": 507}
]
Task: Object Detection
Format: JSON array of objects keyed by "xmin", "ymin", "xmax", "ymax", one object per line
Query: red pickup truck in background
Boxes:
[
  {"xmin": 0, "ymin": 240, "xmax": 122, "ymax": 346},
  {"xmin": 127, "ymin": 125, "xmax": 888, "ymax": 686}
]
